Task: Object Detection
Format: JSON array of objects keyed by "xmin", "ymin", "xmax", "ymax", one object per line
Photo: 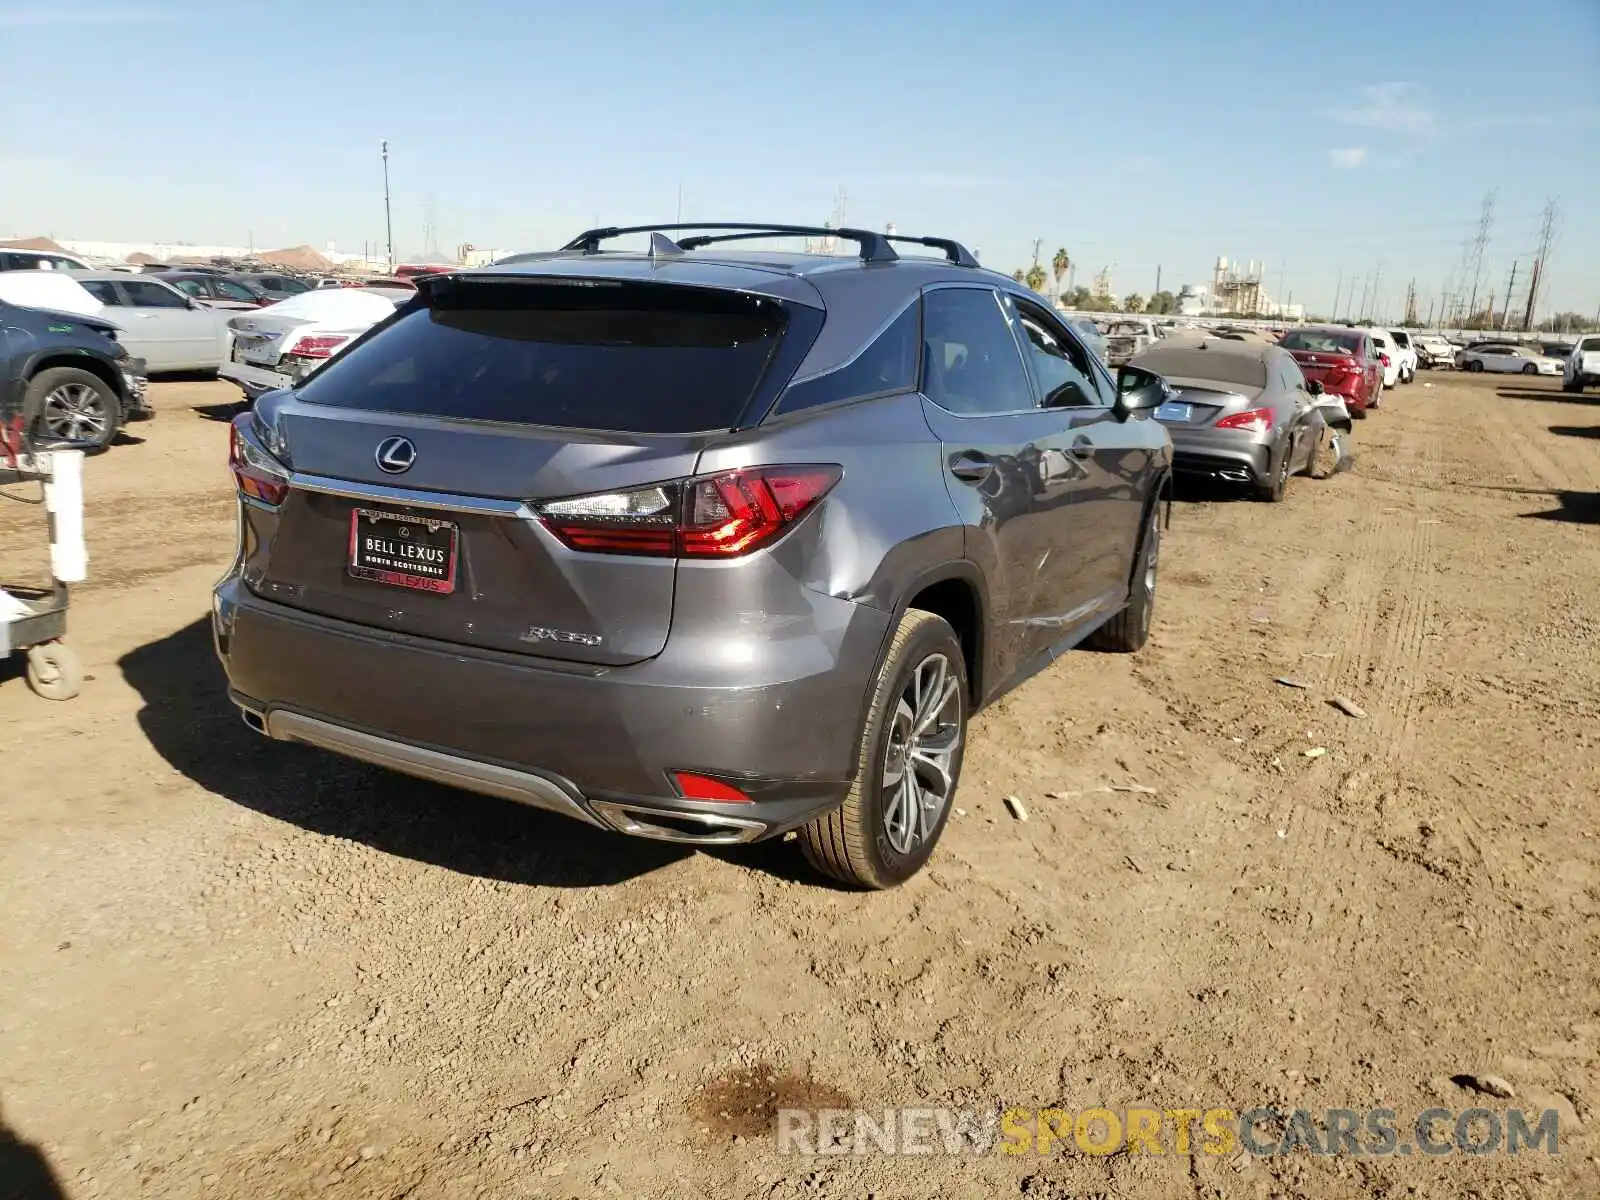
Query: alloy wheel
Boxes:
[
  {"xmin": 881, "ymin": 652, "xmax": 962, "ymax": 856},
  {"xmin": 42, "ymin": 382, "xmax": 109, "ymax": 442}
]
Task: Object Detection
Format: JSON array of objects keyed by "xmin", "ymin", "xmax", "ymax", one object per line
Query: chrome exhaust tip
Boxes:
[
  {"xmin": 238, "ymin": 705, "xmax": 267, "ymax": 735},
  {"xmin": 588, "ymin": 800, "xmax": 767, "ymax": 846}
]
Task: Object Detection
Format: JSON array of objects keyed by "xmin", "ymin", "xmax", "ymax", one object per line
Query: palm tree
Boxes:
[
  {"xmin": 1123, "ymin": 293, "xmax": 1145, "ymax": 314},
  {"xmin": 1025, "ymin": 264, "xmax": 1047, "ymax": 294},
  {"xmin": 1011, "ymin": 269, "xmax": 1026, "ymax": 284},
  {"xmin": 1051, "ymin": 247, "xmax": 1070, "ymax": 300}
]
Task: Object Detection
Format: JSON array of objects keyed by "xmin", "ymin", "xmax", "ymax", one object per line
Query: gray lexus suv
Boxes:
[{"xmin": 214, "ymin": 223, "xmax": 1173, "ymax": 888}]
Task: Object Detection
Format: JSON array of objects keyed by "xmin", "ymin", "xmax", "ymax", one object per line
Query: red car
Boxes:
[{"xmin": 1280, "ymin": 326, "xmax": 1383, "ymax": 417}]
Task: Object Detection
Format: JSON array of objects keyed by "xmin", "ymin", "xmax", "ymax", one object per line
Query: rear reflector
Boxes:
[
  {"xmin": 537, "ymin": 465, "xmax": 841, "ymax": 558},
  {"xmin": 673, "ymin": 772, "xmax": 754, "ymax": 803},
  {"xmin": 1215, "ymin": 407, "xmax": 1274, "ymax": 435}
]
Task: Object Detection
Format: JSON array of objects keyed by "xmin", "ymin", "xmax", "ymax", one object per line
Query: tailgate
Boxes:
[{"xmin": 239, "ymin": 276, "xmax": 801, "ymax": 667}]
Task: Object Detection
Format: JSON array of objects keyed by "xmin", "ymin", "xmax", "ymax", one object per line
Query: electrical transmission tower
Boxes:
[
  {"xmin": 1464, "ymin": 190, "xmax": 1496, "ymax": 324},
  {"xmin": 423, "ymin": 195, "xmax": 440, "ymax": 261},
  {"xmin": 1403, "ymin": 279, "xmax": 1418, "ymax": 326},
  {"xmin": 1521, "ymin": 198, "xmax": 1559, "ymax": 332}
]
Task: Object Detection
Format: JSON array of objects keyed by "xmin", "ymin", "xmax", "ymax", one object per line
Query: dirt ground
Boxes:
[{"xmin": 1, "ymin": 372, "xmax": 1596, "ymax": 1200}]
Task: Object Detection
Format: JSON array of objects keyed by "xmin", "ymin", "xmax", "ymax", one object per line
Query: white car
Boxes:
[
  {"xmin": 1561, "ymin": 335, "xmax": 1600, "ymax": 393},
  {"xmin": 0, "ymin": 247, "xmax": 92, "ymax": 272},
  {"xmin": 1413, "ymin": 334, "xmax": 1456, "ymax": 369},
  {"xmin": 1368, "ymin": 329, "xmax": 1402, "ymax": 389},
  {"xmin": 67, "ymin": 271, "xmax": 233, "ymax": 373},
  {"xmin": 1385, "ymin": 329, "xmax": 1419, "ymax": 383},
  {"xmin": 218, "ymin": 288, "xmax": 405, "ymax": 402},
  {"xmin": 1456, "ymin": 343, "xmax": 1564, "ymax": 376}
]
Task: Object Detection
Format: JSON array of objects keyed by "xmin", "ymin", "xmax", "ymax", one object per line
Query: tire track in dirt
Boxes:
[{"xmin": 1237, "ymin": 402, "xmax": 1446, "ymax": 970}]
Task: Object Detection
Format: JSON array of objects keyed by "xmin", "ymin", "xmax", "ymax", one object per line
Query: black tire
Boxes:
[
  {"xmin": 1521, "ymin": 363, "xmax": 1538, "ymax": 375},
  {"xmin": 1466, "ymin": 360, "xmax": 1484, "ymax": 373},
  {"xmin": 1351, "ymin": 404, "xmax": 1369, "ymax": 420},
  {"xmin": 25, "ymin": 367, "xmax": 120, "ymax": 450},
  {"xmin": 799, "ymin": 609, "xmax": 968, "ymax": 889},
  {"xmin": 1088, "ymin": 498, "xmax": 1161, "ymax": 652},
  {"xmin": 1255, "ymin": 442, "xmax": 1291, "ymax": 502},
  {"xmin": 1562, "ymin": 379, "xmax": 1582, "ymax": 394}
]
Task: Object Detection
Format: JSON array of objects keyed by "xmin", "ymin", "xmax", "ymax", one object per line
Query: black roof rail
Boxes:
[
  {"xmin": 882, "ymin": 233, "xmax": 980, "ymax": 268},
  {"xmin": 561, "ymin": 223, "xmax": 982, "ymax": 268},
  {"xmin": 563, "ymin": 223, "xmax": 900, "ymax": 263}
]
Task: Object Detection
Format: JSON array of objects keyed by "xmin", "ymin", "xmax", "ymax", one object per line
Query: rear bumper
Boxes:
[
  {"xmin": 211, "ymin": 572, "xmax": 889, "ymax": 845},
  {"xmin": 1323, "ymin": 383, "xmax": 1369, "ymax": 411},
  {"xmin": 1167, "ymin": 429, "xmax": 1272, "ymax": 484},
  {"xmin": 219, "ymin": 360, "xmax": 293, "ymax": 400}
]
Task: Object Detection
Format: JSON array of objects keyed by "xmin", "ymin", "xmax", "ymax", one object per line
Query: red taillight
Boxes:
[
  {"xmin": 1380, "ymin": 353, "xmax": 1391, "ymax": 367},
  {"xmin": 229, "ymin": 414, "xmax": 289, "ymax": 506},
  {"xmin": 285, "ymin": 334, "xmax": 349, "ymax": 361},
  {"xmin": 537, "ymin": 466, "xmax": 842, "ymax": 558},
  {"xmin": 1215, "ymin": 407, "xmax": 1275, "ymax": 435},
  {"xmin": 673, "ymin": 772, "xmax": 753, "ymax": 803}
]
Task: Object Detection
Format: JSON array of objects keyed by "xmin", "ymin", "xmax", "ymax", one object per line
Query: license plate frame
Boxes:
[
  {"xmin": 348, "ymin": 508, "xmax": 459, "ymax": 595},
  {"xmin": 1155, "ymin": 401, "xmax": 1192, "ymax": 424}
]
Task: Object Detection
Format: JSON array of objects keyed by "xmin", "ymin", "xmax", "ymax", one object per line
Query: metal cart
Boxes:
[{"xmin": 1, "ymin": 429, "xmax": 86, "ymax": 701}]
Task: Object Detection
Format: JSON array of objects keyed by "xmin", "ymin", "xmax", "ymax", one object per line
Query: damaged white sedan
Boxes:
[{"xmin": 218, "ymin": 287, "xmax": 408, "ymax": 403}]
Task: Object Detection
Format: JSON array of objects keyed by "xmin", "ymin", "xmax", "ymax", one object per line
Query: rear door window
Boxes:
[
  {"xmin": 918, "ymin": 287, "xmax": 1036, "ymax": 415},
  {"xmin": 123, "ymin": 280, "xmax": 189, "ymax": 308},
  {"xmin": 295, "ymin": 279, "xmax": 790, "ymax": 434},
  {"xmin": 78, "ymin": 280, "xmax": 124, "ymax": 306}
]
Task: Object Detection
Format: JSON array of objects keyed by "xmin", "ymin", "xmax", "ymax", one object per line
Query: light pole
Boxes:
[{"xmin": 381, "ymin": 140, "xmax": 394, "ymax": 273}]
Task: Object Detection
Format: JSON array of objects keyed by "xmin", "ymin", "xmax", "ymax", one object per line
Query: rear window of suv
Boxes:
[{"xmin": 295, "ymin": 279, "xmax": 788, "ymax": 433}]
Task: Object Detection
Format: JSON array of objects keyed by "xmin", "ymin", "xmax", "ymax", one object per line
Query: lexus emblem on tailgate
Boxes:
[{"xmin": 375, "ymin": 436, "xmax": 417, "ymax": 474}]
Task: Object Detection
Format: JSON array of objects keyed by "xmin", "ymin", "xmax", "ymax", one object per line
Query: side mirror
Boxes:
[
  {"xmin": 1114, "ymin": 365, "xmax": 1169, "ymax": 418},
  {"xmin": 1306, "ymin": 379, "xmax": 1325, "ymax": 396}
]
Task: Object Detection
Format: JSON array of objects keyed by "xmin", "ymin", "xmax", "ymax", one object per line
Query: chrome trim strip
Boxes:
[
  {"xmin": 262, "ymin": 709, "xmax": 606, "ymax": 828},
  {"xmin": 289, "ymin": 473, "xmax": 532, "ymax": 518}
]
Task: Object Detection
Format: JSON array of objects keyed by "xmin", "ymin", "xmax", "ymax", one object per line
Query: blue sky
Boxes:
[{"xmin": 2, "ymin": 0, "xmax": 1597, "ymax": 321}]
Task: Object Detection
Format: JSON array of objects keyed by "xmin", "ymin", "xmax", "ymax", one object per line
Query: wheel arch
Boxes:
[{"xmin": 26, "ymin": 352, "xmax": 127, "ymax": 405}]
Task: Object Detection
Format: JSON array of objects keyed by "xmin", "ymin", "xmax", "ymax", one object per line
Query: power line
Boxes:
[
  {"xmin": 1522, "ymin": 198, "xmax": 1559, "ymax": 331},
  {"xmin": 1464, "ymin": 189, "xmax": 1496, "ymax": 322}
]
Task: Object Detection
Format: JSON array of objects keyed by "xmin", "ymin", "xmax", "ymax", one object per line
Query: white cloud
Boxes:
[
  {"xmin": 1330, "ymin": 83, "xmax": 1439, "ymax": 139},
  {"xmin": 1328, "ymin": 147, "xmax": 1368, "ymax": 169}
]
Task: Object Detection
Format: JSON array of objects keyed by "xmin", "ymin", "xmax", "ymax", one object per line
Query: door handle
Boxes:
[
  {"xmin": 948, "ymin": 452, "xmax": 993, "ymax": 484},
  {"xmin": 1069, "ymin": 434, "xmax": 1095, "ymax": 460}
]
